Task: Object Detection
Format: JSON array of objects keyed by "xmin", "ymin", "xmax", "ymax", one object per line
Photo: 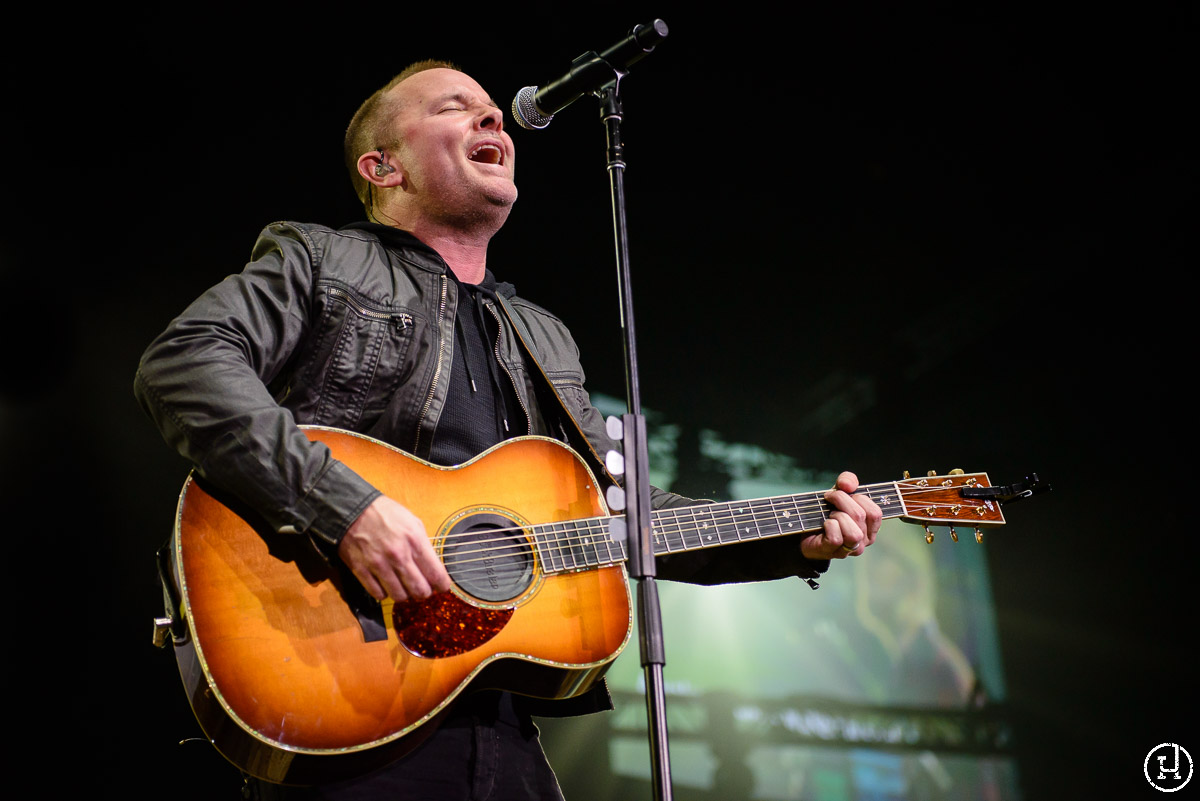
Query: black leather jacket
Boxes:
[{"xmin": 134, "ymin": 221, "xmax": 825, "ymax": 585}]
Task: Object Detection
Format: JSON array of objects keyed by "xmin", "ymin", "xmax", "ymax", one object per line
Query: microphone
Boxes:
[{"xmin": 511, "ymin": 19, "xmax": 669, "ymax": 130}]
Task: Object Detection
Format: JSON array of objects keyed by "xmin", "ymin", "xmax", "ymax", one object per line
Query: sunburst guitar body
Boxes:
[{"xmin": 168, "ymin": 427, "xmax": 629, "ymax": 785}]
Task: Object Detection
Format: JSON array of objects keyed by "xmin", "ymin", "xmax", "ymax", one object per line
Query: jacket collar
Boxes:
[{"xmin": 340, "ymin": 221, "xmax": 516, "ymax": 299}]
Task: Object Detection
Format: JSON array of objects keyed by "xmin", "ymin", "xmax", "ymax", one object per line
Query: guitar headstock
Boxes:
[{"xmin": 896, "ymin": 470, "xmax": 1005, "ymax": 543}]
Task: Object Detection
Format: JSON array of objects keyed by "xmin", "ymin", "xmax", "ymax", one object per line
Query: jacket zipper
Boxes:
[
  {"xmin": 326, "ymin": 286, "xmax": 412, "ymax": 331},
  {"xmin": 485, "ymin": 300, "xmax": 533, "ymax": 435},
  {"xmin": 413, "ymin": 275, "xmax": 448, "ymax": 453}
]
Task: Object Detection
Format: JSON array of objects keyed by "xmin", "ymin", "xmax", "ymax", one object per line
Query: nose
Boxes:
[{"xmin": 477, "ymin": 105, "xmax": 503, "ymax": 132}]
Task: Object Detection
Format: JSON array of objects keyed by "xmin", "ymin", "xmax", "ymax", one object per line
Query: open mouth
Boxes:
[{"xmin": 467, "ymin": 143, "xmax": 504, "ymax": 166}]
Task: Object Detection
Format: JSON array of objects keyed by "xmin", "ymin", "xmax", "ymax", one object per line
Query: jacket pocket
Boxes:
[{"xmin": 312, "ymin": 285, "xmax": 416, "ymax": 430}]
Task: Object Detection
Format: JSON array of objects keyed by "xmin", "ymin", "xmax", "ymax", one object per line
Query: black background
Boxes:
[{"xmin": 4, "ymin": 3, "xmax": 1194, "ymax": 798}]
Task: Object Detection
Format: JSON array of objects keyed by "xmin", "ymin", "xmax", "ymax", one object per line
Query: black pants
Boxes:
[{"xmin": 246, "ymin": 692, "xmax": 565, "ymax": 801}]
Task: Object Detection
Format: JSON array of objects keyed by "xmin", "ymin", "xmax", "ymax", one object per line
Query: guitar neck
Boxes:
[{"xmin": 533, "ymin": 482, "xmax": 908, "ymax": 575}]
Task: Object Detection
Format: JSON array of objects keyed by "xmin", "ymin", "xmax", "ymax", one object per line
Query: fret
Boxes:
[
  {"xmin": 657, "ymin": 508, "xmax": 689, "ymax": 554},
  {"xmin": 681, "ymin": 506, "xmax": 709, "ymax": 550},
  {"xmin": 704, "ymin": 504, "xmax": 728, "ymax": 546},
  {"xmin": 536, "ymin": 523, "xmax": 564, "ymax": 573},
  {"xmin": 561, "ymin": 521, "xmax": 583, "ymax": 570},
  {"xmin": 782, "ymin": 494, "xmax": 815, "ymax": 535},
  {"xmin": 779, "ymin": 495, "xmax": 803, "ymax": 535},
  {"xmin": 565, "ymin": 520, "xmax": 591, "ymax": 568},
  {"xmin": 764, "ymin": 498, "xmax": 784, "ymax": 535},
  {"xmin": 553, "ymin": 522, "xmax": 580, "ymax": 571},
  {"xmin": 531, "ymin": 524, "xmax": 551, "ymax": 571},
  {"xmin": 671, "ymin": 507, "xmax": 693, "ymax": 551},
  {"xmin": 724, "ymin": 501, "xmax": 744, "ymax": 544},
  {"xmin": 801, "ymin": 491, "xmax": 828, "ymax": 531},
  {"xmin": 588, "ymin": 519, "xmax": 618, "ymax": 567},
  {"xmin": 650, "ymin": 509, "xmax": 672, "ymax": 553},
  {"xmin": 569, "ymin": 520, "xmax": 597, "ymax": 568},
  {"xmin": 722, "ymin": 502, "xmax": 741, "ymax": 541},
  {"xmin": 748, "ymin": 498, "xmax": 774, "ymax": 539},
  {"xmin": 594, "ymin": 519, "xmax": 620, "ymax": 565},
  {"xmin": 674, "ymin": 507, "xmax": 698, "ymax": 548},
  {"xmin": 537, "ymin": 522, "xmax": 578, "ymax": 575},
  {"xmin": 865, "ymin": 482, "xmax": 905, "ymax": 519},
  {"xmin": 610, "ymin": 519, "xmax": 630, "ymax": 563}
]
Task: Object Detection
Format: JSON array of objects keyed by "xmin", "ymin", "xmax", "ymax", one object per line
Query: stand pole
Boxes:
[{"xmin": 597, "ymin": 78, "xmax": 674, "ymax": 801}]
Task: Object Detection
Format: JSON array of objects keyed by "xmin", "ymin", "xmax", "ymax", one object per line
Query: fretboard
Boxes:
[{"xmin": 532, "ymin": 483, "xmax": 907, "ymax": 575}]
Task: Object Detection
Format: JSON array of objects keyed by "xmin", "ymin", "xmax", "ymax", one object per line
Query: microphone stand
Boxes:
[{"xmin": 593, "ymin": 73, "xmax": 674, "ymax": 801}]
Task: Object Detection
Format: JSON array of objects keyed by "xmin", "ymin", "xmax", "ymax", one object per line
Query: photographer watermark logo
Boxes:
[{"xmin": 1145, "ymin": 743, "xmax": 1193, "ymax": 792}]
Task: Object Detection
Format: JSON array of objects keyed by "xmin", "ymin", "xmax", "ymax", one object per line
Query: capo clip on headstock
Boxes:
[{"xmin": 959, "ymin": 473, "xmax": 1052, "ymax": 505}]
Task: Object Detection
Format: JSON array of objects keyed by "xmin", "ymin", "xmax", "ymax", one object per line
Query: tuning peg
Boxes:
[
  {"xmin": 902, "ymin": 470, "xmax": 910, "ymax": 479},
  {"xmin": 949, "ymin": 468, "xmax": 964, "ymax": 475},
  {"xmin": 949, "ymin": 526, "xmax": 959, "ymax": 542},
  {"xmin": 605, "ymin": 415, "xmax": 624, "ymax": 440},
  {"xmin": 974, "ymin": 527, "xmax": 984, "ymax": 543},
  {"xmin": 605, "ymin": 449, "xmax": 625, "ymax": 477},
  {"xmin": 927, "ymin": 470, "xmax": 937, "ymax": 477},
  {"xmin": 924, "ymin": 525, "xmax": 934, "ymax": 544}
]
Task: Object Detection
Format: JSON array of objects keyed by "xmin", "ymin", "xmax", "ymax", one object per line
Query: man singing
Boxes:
[{"xmin": 135, "ymin": 60, "xmax": 881, "ymax": 800}]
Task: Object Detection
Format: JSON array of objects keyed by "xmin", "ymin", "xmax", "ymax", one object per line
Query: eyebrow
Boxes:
[{"xmin": 436, "ymin": 91, "xmax": 500, "ymax": 111}]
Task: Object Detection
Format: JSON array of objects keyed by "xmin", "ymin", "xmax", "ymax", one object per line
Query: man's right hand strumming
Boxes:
[{"xmin": 338, "ymin": 495, "xmax": 453, "ymax": 601}]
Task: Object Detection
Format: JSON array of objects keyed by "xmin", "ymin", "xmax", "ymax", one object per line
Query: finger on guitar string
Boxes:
[
  {"xmin": 797, "ymin": 471, "xmax": 883, "ymax": 560},
  {"xmin": 828, "ymin": 471, "xmax": 882, "ymax": 548},
  {"xmin": 338, "ymin": 495, "xmax": 452, "ymax": 601},
  {"xmin": 824, "ymin": 515, "xmax": 862, "ymax": 559}
]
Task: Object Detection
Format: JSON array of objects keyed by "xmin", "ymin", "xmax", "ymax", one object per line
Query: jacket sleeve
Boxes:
[
  {"xmin": 645, "ymin": 493, "xmax": 830, "ymax": 585},
  {"xmin": 133, "ymin": 223, "xmax": 380, "ymax": 548}
]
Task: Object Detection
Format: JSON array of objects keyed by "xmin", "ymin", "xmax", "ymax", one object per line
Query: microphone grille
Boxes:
[{"xmin": 512, "ymin": 86, "xmax": 553, "ymax": 130}]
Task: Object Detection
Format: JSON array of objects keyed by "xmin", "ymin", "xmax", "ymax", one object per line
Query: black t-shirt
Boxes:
[{"xmin": 428, "ymin": 270, "xmax": 525, "ymax": 467}]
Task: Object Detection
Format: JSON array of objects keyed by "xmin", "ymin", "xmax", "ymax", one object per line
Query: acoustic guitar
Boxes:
[{"xmin": 158, "ymin": 426, "xmax": 1033, "ymax": 784}]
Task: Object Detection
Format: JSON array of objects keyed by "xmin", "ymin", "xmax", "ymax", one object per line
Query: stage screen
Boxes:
[{"xmin": 539, "ymin": 395, "xmax": 1019, "ymax": 800}]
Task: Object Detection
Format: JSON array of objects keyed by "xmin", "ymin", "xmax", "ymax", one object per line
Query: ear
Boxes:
[{"xmin": 357, "ymin": 151, "xmax": 404, "ymax": 188}]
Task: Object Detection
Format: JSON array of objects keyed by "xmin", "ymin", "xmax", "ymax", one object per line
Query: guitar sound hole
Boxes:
[{"xmin": 442, "ymin": 512, "xmax": 534, "ymax": 603}]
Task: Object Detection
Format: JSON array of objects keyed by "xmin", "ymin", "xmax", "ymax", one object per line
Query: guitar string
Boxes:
[
  {"xmin": 431, "ymin": 482, "xmax": 974, "ymax": 552},
  {"xmin": 441, "ymin": 501, "xmax": 981, "ymax": 583},
  {"xmin": 436, "ymin": 486, "xmax": 991, "ymax": 579},
  {"xmin": 437, "ymin": 491, "xmax": 850, "ymax": 567},
  {"xmin": 433, "ymin": 484, "xmax": 984, "ymax": 569},
  {"xmin": 442, "ymin": 497, "xmax": 995, "ymax": 586},
  {"xmin": 442, "ymin": 500, "xmax": 992, "ymax": 585},
  {"xmin": 432, "ymin": 479, "xmax": 955, "ymax": 546}
]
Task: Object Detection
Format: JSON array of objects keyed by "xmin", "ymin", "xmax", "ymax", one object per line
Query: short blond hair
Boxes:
[{"xmin": 344, "ymin": 59, "xmax": 461, "ymax": 213}]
